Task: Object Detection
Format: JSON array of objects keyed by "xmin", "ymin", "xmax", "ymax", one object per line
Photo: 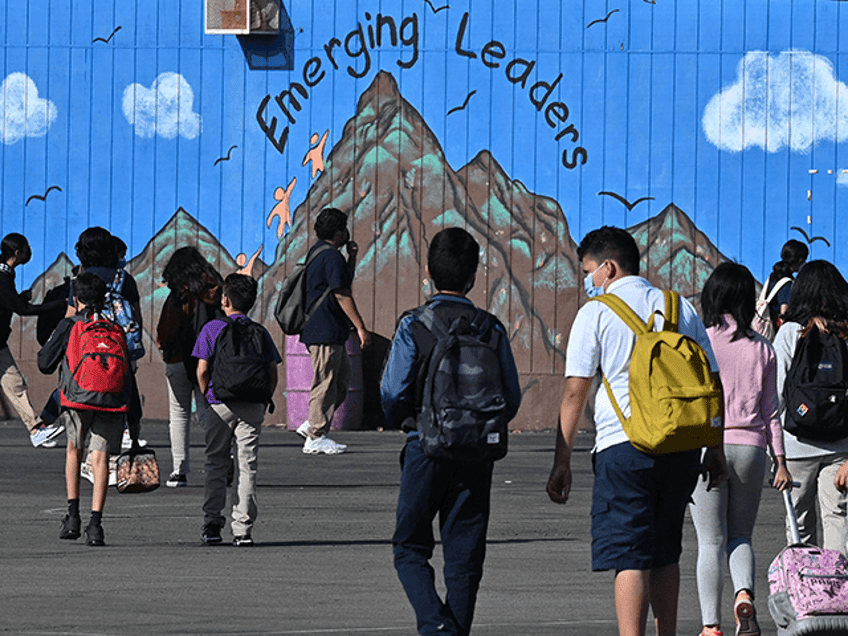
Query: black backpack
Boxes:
[
  {"xmin": 410, "ymin": 304, "xmax": 509, "ymax": 463},
  {"xmin": 783, "ymin": 325, "xmax": 848, "ymax": 442},
  {"xmin": 210, "ymin": 317, "xmax": 275, "ymax": 405},
  {"xmin": 274, "ymin": 244, "xmax": 334, "ymax": 335}
]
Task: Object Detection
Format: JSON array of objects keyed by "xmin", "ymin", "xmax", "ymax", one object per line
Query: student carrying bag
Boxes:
[{"xmin": 591, "ymin": 290, "xmax": 723, "ymax": 454}]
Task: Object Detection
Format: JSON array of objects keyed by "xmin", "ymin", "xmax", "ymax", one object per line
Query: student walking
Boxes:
[
  {"xmin": 546, "ymin": 226, "xmax": 727, "ymax": 636},
  {"xmin": 761, "ymin": 240, "xmax": 808, "ymax": 332},
  {"xmin": 296, "ymin": 207, "xmax": 370, "ymax": 454},
  {"xmin": 382, "ymin": 227, "xmax": 522, "ymax": 635},
  {"xmin": 38, "ymin": 273, "xmax": 130, "ymax": 546},
  {"xmin": 773, "ymin": 260, "xmax": 848, "ymax": 556},
  {"xmin": 0, "ymin": 232, "xmax": 66, "ymax": 447},
  {"xmin": 690, "ymin": 263, "xmax": 792, "ymax": 636},
  {"xmin": 192, "ymin": 274, "xmax": 281, "ymax": 546},
  {"xmin": 156, "ymin": 246, "xmax": 223, "ymax": 488}
]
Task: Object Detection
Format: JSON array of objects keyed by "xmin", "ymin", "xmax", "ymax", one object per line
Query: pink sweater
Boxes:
[{"xmin": 706, "ymin": 316, "xmax": 785, "ymax": 457}]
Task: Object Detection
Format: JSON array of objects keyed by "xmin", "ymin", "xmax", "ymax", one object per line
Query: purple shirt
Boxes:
[
  {"xmin": 707, "ymin": 315, "xmax": 785, "ymax": 457},
  {"xmin": 192, "ymin": 314, "xmax": 281, "ymax": 404}
]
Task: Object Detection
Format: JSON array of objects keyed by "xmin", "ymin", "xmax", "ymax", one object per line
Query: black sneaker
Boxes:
[
  {"xmin": 60, "ymin": 514, "xmax": 81, "ymax": 540},
  {"xmin": 84, "ymin": 524, "xmax": 105, "ymax": 547},
  {"xmin": 202, "ymin": 522, "xmax": 223, "ymax": 544},
  {"xmin": 233, "ymin": 535, "xmax": 254, "ymax": 547},
  {"xmin": 166, "ymin": 472, "xmax": 187, "ymax": 488}
]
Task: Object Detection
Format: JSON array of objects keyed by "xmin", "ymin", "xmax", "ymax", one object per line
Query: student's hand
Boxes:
[
  {"xmin": 356, "ymin": 327, "xmax": 371, "ymax": 350},
  {"xmin": 546, "ymin": 460, "xmax": 572, "ymax": 504},
  {"xmin": 701, "ymin": 446, "xmax": 727, "ymax": 491},
  {"xmin": 346, "ymin": 240, "xmax": 359, "ymax": 259},
  {"xmin": 834, "ymin": 462, "xmax": 848, "ymax": 493},
  {"xmin": 772, "ymin": 465, "xmax": 793, "ymax": 491}
]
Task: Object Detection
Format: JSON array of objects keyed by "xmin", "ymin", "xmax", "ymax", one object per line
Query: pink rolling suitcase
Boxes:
[{"xmin": 767, "ymin": 489, "xmax": 848, "ymax": 635}]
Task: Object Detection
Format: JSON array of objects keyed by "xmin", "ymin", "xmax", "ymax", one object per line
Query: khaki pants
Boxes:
[
  {"xmin": 0, "ymin": 347, "xmax": 40, "ymax": 432},
  {"xmin": 306, "ymin": 343, "xmax": 351, "ymax": 438},
  {"xmin": 786, "ymin": 453, "xmax": 848, "ymax": 556}
]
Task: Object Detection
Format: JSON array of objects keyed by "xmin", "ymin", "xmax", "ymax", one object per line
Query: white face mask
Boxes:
[{"xmin": 583, "ymin": 262, "xmax": 608, "ymax": 298}]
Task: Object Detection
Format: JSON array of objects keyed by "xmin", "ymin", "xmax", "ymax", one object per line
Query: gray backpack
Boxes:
[
  {"xmin": 410, "ymin": 304, "xmax": 509, "ymax": 463},
  {"xmin": 274, "ymin": 244, "xmax": 333, "ymax": 335}
]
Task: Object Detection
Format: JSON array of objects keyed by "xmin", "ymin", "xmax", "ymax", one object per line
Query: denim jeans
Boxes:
[{"xmin": 392, "ymin": 436, "xmax": 494, "ymax": 636}]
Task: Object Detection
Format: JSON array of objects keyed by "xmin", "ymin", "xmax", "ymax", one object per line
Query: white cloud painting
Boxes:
[
  {"xmin": 0, "ymin": 72, "xmax": 58, "ymax": 145},
  {"xmin": 122, "ymin": 72, "xmax": 201, "ymax": 139},
  {"xmin": 703, "ymin": 50, "xmax": 848, "ymax": 153}
]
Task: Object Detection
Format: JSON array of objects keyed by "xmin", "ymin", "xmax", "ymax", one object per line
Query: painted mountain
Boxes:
[
  {"xmin": 629, "ymin": 203, "xmax": 732, "ymax": 306},
  {"xmin": 256, "ymin": 71, "xmax": 581, "ymax": 379}
]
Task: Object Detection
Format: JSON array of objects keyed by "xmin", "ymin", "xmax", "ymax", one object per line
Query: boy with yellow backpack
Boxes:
[{"xmin": 546, "ymin": 226, "xmax": 727, "ymax": 636}]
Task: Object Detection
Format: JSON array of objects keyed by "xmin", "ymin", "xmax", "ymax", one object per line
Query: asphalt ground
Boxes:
[{"xmin": 1, "ymin": 420, "xmax": 791, "ymax": 635}]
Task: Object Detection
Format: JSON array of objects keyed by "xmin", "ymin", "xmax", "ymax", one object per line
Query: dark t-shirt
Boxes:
[
  {"xmin": 300, "ymin": 241, "xmax": 353, "ymax": 346},
  {"xmin": 766, "ymin": 275, "xmax": 794, "ymax": 317}
]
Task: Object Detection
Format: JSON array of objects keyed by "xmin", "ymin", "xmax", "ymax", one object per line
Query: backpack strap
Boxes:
[
  {"xmin": 590, "ymin": 294, "xmax": 649, "ymax": 335},
  {"xmin": 663, "ymin": 290, "xmax": 680, "ymax": 333},
  {"xmin": 764, "ymin": 277, "xmax": 792, "ymax": 304}
]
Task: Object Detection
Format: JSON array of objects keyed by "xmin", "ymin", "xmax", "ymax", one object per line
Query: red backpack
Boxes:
[{"xmin": 60, "ymin": 314, "xmax": 130, "ymax": 412}]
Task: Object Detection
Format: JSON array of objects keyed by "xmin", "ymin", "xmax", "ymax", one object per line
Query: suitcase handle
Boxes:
[{"xmin": 783, "ymin": 486, "xmax": 803, "ymax": 546}]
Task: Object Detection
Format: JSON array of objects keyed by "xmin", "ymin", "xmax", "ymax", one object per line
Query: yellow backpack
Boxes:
[{"xmin": 592, "ymin": 290, "xmax": 723, "ymax": 454}]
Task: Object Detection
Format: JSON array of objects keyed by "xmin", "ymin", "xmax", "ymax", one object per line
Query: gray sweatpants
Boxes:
[{"xmin": 689, "ymin": 444, "xmax": 768, "ymax": 626}]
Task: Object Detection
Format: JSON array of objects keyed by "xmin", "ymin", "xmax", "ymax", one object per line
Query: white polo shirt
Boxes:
[{"xmin": 565, "ymin": 276, "xmax": 719, "ymax": 453}]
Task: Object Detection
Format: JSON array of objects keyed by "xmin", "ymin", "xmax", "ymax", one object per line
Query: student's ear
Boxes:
[
  {"xmin": 465, "ymin": 274, "xmax": 475, "ymax": 294},
  {"xmin": 606, "ymin": 260, "xmax": 619, "ymax": 281}
]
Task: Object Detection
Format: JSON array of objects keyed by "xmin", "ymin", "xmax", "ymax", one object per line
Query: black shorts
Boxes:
[{"xmin": 591, "ymin": 441, "xmax": 700, "ymax": 572}]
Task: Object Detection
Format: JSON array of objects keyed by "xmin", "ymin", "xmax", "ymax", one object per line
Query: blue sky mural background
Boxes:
[{"xmin": 1, "ymin": 0, "xmax": 847, "ymax": 287}]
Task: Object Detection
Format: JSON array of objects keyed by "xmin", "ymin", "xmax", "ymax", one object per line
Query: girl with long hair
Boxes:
[
  {"xmin": 156, "ymin": 246, "xmax": 224, "ymax": 488},
  {"xmin": 763, "ymin": 240, "xmax": 809, "ymax": 330},
  {"xmin": 774, "ymin": 260, "xmax": 848, "ymax": 556},
  {"xmin": 691, "ymin": 262, "xmax": 792, "ymax": 636}
]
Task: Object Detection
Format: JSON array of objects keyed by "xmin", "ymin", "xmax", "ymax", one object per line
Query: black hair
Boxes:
[
  {"xmin": 74, "ymin": 271, "xmax": 108, "ymax": 308},
  {"xmin": 223, "ymin": 273, "xmax": 258, "ymax": 314},
  {"xmin": 314, "ymin": 207, "xmax": 348, "ymax": 241},
  {"xmin": 76, "ymin": 227, "xmax": 118, "ymax": 268},
  {"xmin": 162, "ymin": 246, "xmax": 223, "ymax": 303},
  {"xmin": 771, "ymin": 239, "xmax": 809, "ymax": 281},
  {"xmin": 782, "ymin": 260, "xmax": 848, "ymax": 327},
  {"xmin": 576, "ymin": 226, "xmax": 640, "ymax": 275},
  {"xmin": 1, "ymin": 233, "xmax": 30, "ymax": 261},
  {"xmin": 701, "ymin": 262, "xmax": 756, "ymax": 341},
  {"xmin": 428, "ymin": 227, "xmax": 479, "ymax": 293},
  {"xmin": 112, "ymin": 235, "xmax": 127, "ymax": 258}
]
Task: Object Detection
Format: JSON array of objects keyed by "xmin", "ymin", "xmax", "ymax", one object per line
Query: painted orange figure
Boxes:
[
  {"xmin": 302, "ymin": 130, "xmax": 330, "ymax": 179},
  {"xmin": 236, "ymin": 244, "xmax": 263, "ymax": 277},
  {"xmin": 267, "ymin": 177, "xmax": 297, "ymax": 238}
]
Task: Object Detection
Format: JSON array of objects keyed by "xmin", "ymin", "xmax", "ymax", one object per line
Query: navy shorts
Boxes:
[{"xmin": 591, "ymin": 442, "xmax": 700, "ymax": 572}]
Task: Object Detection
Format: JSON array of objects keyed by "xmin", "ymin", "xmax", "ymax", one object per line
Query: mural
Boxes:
[{"xmin": 1, "ymin": 1, "xmax": 846, "ymax": 427}]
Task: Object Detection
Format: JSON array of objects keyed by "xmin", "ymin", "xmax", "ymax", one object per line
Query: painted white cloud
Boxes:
[
  {"xmin": 703, "ymin": 50, "xmax": 848, "ymax": 153},
  {"xmin": 0, "ymin": 72, "xmax": 58, "ymax": 144},
  {"xmin": 122, "ymin": 72, "xmax": 201, "ymax": 139}
]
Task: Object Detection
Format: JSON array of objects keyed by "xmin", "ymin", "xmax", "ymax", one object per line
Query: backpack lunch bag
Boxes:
[
  {"xmin": 782, "ymin": 324, "xmax": 848, "ymax": 442},
  {"xmin": 103, "ymin": 269, "xmax": 145, "ymax": 360},
  {"xmin": 751, "ymin": 276, "xmax": 792, "ymax": 340},
  {"xmin": 210, "ymin": 317, "xmax": 276, "ymax": 404},
  {"xmin": 591, "ymin": 290, "xmax": 723, "ymax": 454},
  {"xmin": 410, "ymin": 304, "xmax": 509, "ymax": 463},
  {"xmin": 60, "ymin": 314, "xmax": 130, "ymax": 412},
  {"xmin": 274, "ymin": 244, "xmax": 334, "ymax": 335}
]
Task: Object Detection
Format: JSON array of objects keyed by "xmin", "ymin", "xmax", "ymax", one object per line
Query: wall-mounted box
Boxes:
[{"xmin": 205, "ymin": 0, "xmax": 280, "ymax": 35}]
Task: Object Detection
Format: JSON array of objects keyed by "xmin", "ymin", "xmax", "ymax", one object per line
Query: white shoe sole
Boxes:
[{"xmin": 302, "ymin": 446, "xmax": 345, "ymax": 455}]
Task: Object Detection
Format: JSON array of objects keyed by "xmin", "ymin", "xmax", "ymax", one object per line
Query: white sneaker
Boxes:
[
  {"xmin": 30, "ymin": 422, "xmax": 65, "ymax": 447},
  {"xmin": 122, "ymin": 428, "xmax": 147, "ymax": 450},
  {"xmin": 295, "ymin": 420, "xmax": 311, "ymax": 439},
  {"xmin": 302, "ymin": 436, "xmax": 347, "ymax": 455}
]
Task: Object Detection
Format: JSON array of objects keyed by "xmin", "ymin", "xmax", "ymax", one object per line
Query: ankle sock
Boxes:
[
  {"xmin": 68, "ymin": 498, "xmax": 80, "ymax": 517},
  {"xmin": 89, "ymin": 510, "xmax": 103, "ymax": 527}
]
